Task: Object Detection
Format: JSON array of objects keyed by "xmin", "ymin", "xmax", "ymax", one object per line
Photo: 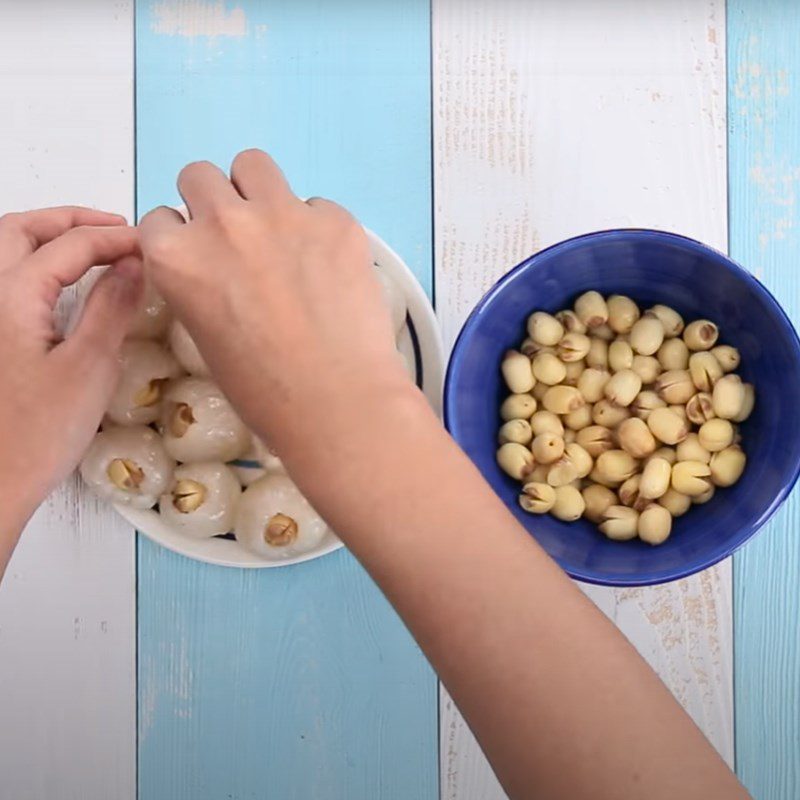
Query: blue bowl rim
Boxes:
[{"xmin": 444, "ymin": 227, "xmax": 800, "ymax": 586}]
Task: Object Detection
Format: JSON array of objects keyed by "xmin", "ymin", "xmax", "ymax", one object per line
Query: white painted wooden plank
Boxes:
[
  {"xmin": 0, "ymin": 3, "xmax": 136, "ymax": 799},
  {"xmin": 433, "ymin": 1, "xmax": 730, "ymax": 797}
]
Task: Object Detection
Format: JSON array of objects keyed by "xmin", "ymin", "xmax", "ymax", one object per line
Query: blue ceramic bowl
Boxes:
[{"xmin": 445, "ymin": 229, "xmax": 800, "ymax": 586}]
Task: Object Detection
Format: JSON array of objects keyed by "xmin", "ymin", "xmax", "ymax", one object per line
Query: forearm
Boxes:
[
  {"xmin": 0, "ymin": 487, "xmax": 35, "ymax": 580},
  {"xmin": 274, "ymin": 385, "xmax": 746, "ymax": 800}
]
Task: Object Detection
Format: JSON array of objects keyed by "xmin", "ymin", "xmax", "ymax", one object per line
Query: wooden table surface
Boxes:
[{"xmin": 0, "ymin": 1, "xmax": 797, "ymax": 798}]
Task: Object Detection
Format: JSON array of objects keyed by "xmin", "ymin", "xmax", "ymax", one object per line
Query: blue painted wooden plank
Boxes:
[
  {"xmin": 729, "ymin": 2, "xmax": 800, "ymax": 797},
  {"xmin": 135, "ymin": 2, "xmax": 436, "ymax": 799}
]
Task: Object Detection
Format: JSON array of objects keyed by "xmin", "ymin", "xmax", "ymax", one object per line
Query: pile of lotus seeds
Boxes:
[
  {"xmin": 79, "ymin": 265, "xmax": 410, "ymax": 560},
  {"xmin": 496, "ymin": 291, "xmax": 755, "ymax": 545}
]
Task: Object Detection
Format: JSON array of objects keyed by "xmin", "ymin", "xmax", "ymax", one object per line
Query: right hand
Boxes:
[{"xmin": 138, "ymin": 149, "xmax": 414, "ymax": 453}]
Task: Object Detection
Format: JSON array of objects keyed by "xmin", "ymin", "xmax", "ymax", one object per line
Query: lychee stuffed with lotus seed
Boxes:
[
  {"xmin": 106, "ymin": 340, "xmax": 181, "ymax": 426},
  {"xmin": 234, "ymin": 474, "xmax": 328, "ymax": 560},
  {"xmin": 158, "ymin": 461, "xmax": 241, "ymax": 538},
  {"xmin": 80, "ymin": 425, "xmax": 175, "ymax": 509},
  {"xmin": 159, "ymin": 377, "xmax": 251, "ymax": 463}
]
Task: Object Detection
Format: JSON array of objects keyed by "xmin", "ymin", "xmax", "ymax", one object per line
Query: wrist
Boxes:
[
  {"xmin": 272, "ymin": 370, "xmax": 440, "ymax": 488},
  {"xmin": 275, "ymin": 375, "xmax": 448, "ymax": 529},
  {"xmin": 268, "ymin": 362, "xmax": 431, "ymax": 458}
]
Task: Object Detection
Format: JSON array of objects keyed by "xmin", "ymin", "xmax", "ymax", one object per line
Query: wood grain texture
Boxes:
[
  {"xmin": 432, "ymin": 2, "xmax": 731, "ymax": 796},
  {"xmin": 728, "ymin": 2, "xmax": 800, "ymax": 797},
  {"xmin": 0, "ymin": 2, "xmax": 136, "ymax": 799},
  {"xmin": 135, "ymin": 2, "xmax": 437, "ymax": 798}
]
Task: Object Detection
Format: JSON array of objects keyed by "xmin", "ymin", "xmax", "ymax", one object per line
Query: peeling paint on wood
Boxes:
[{"xmin": 151, "ymin": 0, "xmax": 248, "ymax": 38}]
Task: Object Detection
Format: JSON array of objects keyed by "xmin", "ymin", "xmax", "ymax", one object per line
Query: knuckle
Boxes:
[
  {"xmin": 327, "ymin": 208, "xmax": 362, "ymax": 239},
  {"xmin": 344, "ymin": 224, "xmax": 369, "ymax": 256},
  {"xmin": 140, "ymin": 206, "xmax": 184, "ymax": 233},
  {"xmin": 335, "ymin": 219, "xmax": 369, "ymax": 259},
  {"xmin": 320, "ymin": 199, "xmax": 355, "ymax": 227},
  {"xmin": 0, "ymin": 211, "xmax": 22, "ymax": 232},
  {"xmin": 142, "ymin": 204, "xmax": 173, "ymax": 221},
  {"xmin": 212, "ymin": 202, "xmax": 258, "ymax": 235},
  {"xmin": 69, "ymin": 223, "xmax": 127, "ymax": 251},
  {"xmin": 60, "ymin": 225, "xmax": 97, "ymax": 256}
]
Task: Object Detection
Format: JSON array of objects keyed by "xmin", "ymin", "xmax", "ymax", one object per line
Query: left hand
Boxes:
[{"xmin": 0, "ymin": 207, "xmax": 142, "ymax": 568}]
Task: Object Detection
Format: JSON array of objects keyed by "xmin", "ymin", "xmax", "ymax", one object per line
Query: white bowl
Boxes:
[{"xmin": 114, "ymin": 226, "xmax": 444, "ymax": 568}]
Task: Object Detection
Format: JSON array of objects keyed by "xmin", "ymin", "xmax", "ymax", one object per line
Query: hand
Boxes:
[
  {"xmin": 138, "ymin": 149, "xmax": 413, "ymax": 455},
  {"xmin": 0, "ymin": 207, "xmax": 142, "ymax": 566}
]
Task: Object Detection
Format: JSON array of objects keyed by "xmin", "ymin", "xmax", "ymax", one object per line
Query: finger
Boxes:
[
  {"xmin": 304, "ymin": 196, "xmax": 353, "ymax": 219},
  {"xmin": 47, "ymin": 259, "xmax": 144, "ymax": 451},
  {"xmin": 139, "ymin": 204, "xmax": 186, "ymax": 244},
  {"xmin": 63, "ymin": 256, "xmax": 144, "ymax": 358},
  {"xmin": 177, "ymin": 160, "xmax": 241, "ymax": 219},
  {"xmin": 138, "ymin": 206, "xmax": 188, "ymax": 288},
  {"xmin": 25, "ymin": 225, "xmax": 140, "ymax": 290},
  {"xmin": 0, "ymin": 206, "xmax": 126, "ymax": 270},
  {"xmin": 230, "ymin": 148, "xmax": 297, "ymax": 207},
  {"xmin": 304, "ymin": 197, "xmax": 366, "ymax": 242}
]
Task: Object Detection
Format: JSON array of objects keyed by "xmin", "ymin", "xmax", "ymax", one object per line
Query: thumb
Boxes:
[{"xmin": 67, "ymin": 256, "xmax": 144, "ymax": 357}]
